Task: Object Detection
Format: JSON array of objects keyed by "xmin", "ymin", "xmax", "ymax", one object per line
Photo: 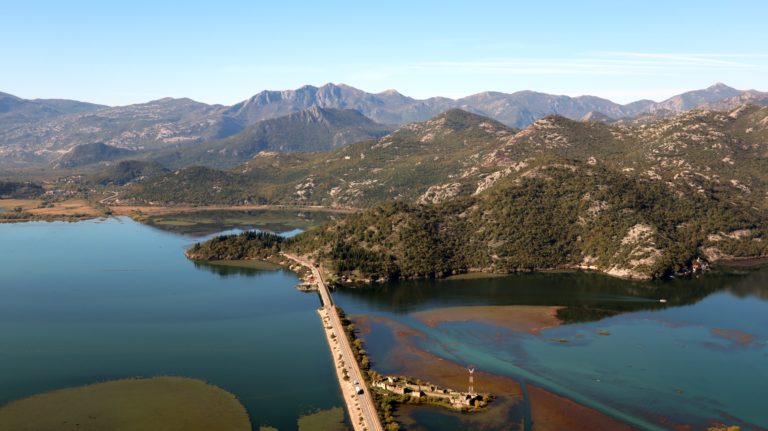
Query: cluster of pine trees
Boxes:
[
  {"xmin": 186, "ymin": 231, "xmax": 284, "ymax": 261},
  {"xmin": 0, "ymin": 181, "xmax": 43, "ymax": 199}
]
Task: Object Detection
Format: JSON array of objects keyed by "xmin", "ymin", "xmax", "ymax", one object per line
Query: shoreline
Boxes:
[
  {"xmin": 0, "ymin": 198, "xmax": 358, "ymax": 224},
  {"xmin": 111, "ymin": 203, "xmax": 359, "ymax": 217},
  {"xmin": 332, "ymin": 253, "xmax": 768, "ymax": 286},
  {"xmin": 713, "ymin": 255, "xmax": 768, "ymax": 268},
  {"xmin": 5, "ymin": 202, "xmax": 767, "ymax": 281},
  {"xmin": 0, "ymin": 198, "xmax": 107, "ymax": 223}
]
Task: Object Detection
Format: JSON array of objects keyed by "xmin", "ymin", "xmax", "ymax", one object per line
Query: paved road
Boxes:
[
  {"xmin": 283, "ymin": 253, "xmax": 383, "ymax": 431},
  {"xmin": 99, "ymin": 191, "xmax": 119, "ymax": 205}
]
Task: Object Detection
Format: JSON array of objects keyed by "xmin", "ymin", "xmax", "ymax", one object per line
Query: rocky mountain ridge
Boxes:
[{"xmin": 2, "ymin": 83, "xmax": 766, "ymax": 167}]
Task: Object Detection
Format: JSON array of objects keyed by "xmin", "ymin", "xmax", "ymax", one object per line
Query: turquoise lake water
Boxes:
[
  {"xmin": 334, "ymin": 272, "xmax": 768, "ymax": 430},
  {"xmin": 0, "ymin": 218, "xmax": 343, "ymax": 431},
  {"xmin": 2, "ymin": 217, "xmax": 767, "ymax": 430}
]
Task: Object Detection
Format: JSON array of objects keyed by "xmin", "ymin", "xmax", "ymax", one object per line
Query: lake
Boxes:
[
  {"xmin": 334, "ymin": 271, "xmax": 768, "ymax": 430},
  {"xmin": 0, "ymin": 217, "xmax": 344, "ymax": 431},
  {"xmin": 2, "ymin": 217, "xmax": 767, "ymax": 430}
]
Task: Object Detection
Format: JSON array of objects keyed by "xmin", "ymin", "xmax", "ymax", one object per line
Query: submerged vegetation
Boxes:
[
  {"xmin": 334, "ymin": 306, "xmax": 490, "ymax": 431},
  {"xmin": 0, "ymin": 377, "xmax": 252, "ymax": 431}
]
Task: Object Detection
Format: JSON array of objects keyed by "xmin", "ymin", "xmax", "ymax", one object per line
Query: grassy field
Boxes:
[
  {"xmin": 0, "ymin": 198, "xmax": 41, "ymax": 212},
  {"xmin": 0, "ymin": 198, "xmax": 103, "ymax": 219},
  {"xmin": 0, "ymin": 377, "xmax": 251, "ymax": 431}
]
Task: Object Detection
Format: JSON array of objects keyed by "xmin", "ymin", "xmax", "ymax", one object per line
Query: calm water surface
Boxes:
[
  {"xmin": 3, "ymin": 217, "xmax": 767, "ymax": 430},
  {"xmin": 334, "ymin": 271, "xmax": 768, "ymax": 430},
  {"xmin": 0, "ymin": 218, "xmax": 342, "ymax": 431}
]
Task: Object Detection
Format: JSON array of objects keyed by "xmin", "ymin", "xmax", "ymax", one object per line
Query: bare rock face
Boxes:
[
  {"xmin": 417, "ymin": 183, "xmax": 462, "ymax": 205},
  {"xmin": 295, "ymin": 177, "xmax": 315, "ymax": 201},
  {"xmin": 605, "ymin": 224, "xmax": 663, "ymax": 280}
]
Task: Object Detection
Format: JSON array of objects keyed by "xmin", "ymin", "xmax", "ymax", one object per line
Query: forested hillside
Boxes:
[{"xmin": 189, "ymin": 160, "xmax": 767, "ymax": 280}]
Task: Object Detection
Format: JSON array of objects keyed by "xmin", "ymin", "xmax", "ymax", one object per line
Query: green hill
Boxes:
[
  {"xmin": 88, "ymin": 160, "xmax": 170, "ymax": 185},
  {"xmin": 52, "ymin": 142, "xmax": 136, "ymax": 169},
  {"xmin": 188, "ymin": 160, "xmax": 767, "ymax": 280}
]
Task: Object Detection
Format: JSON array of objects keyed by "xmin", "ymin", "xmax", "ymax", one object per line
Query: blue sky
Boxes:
[{"xmin": 2, "ymin": 0, "xmax": 767, "ymax": 105}]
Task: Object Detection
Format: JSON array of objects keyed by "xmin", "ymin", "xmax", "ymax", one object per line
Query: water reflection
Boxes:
[
  {"xmin": 333, "ymin": 269, "xmax": 763, "ymax": 324},
  {"xmin": 192, "ymin": 261, "xmax": 281, "ymax": 278}
]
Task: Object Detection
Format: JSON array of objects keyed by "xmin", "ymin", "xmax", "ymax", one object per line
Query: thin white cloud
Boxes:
[
  {"xmin": 600, "ymin": 52, "xmax": 765, "ymax": 67},
  {"xmin": 406, "ymin": 52, "xmax": 766, "ymax": 77}
]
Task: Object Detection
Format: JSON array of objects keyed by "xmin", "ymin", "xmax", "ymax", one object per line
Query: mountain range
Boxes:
[
  {"xmin": 1, "ymin": 82, "xmax": 766, "ymax": 168},
  {"xmin": 172, "ymin": 106, "xmax": 768, "ymax": 280}
]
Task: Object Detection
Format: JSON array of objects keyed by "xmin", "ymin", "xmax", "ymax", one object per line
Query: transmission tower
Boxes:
[{"xmin": 467, "ymin": 365, "xmax": 475, "ymax": 395}]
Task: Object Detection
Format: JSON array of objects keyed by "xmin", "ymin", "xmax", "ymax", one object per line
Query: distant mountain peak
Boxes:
[
  {"xmin": 378, "ymin": 89, "xmax": 402, "ymax": 95},
  {"xmin": 708, "ymin": 82, "xmax": 736, "ymax": 91}
]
